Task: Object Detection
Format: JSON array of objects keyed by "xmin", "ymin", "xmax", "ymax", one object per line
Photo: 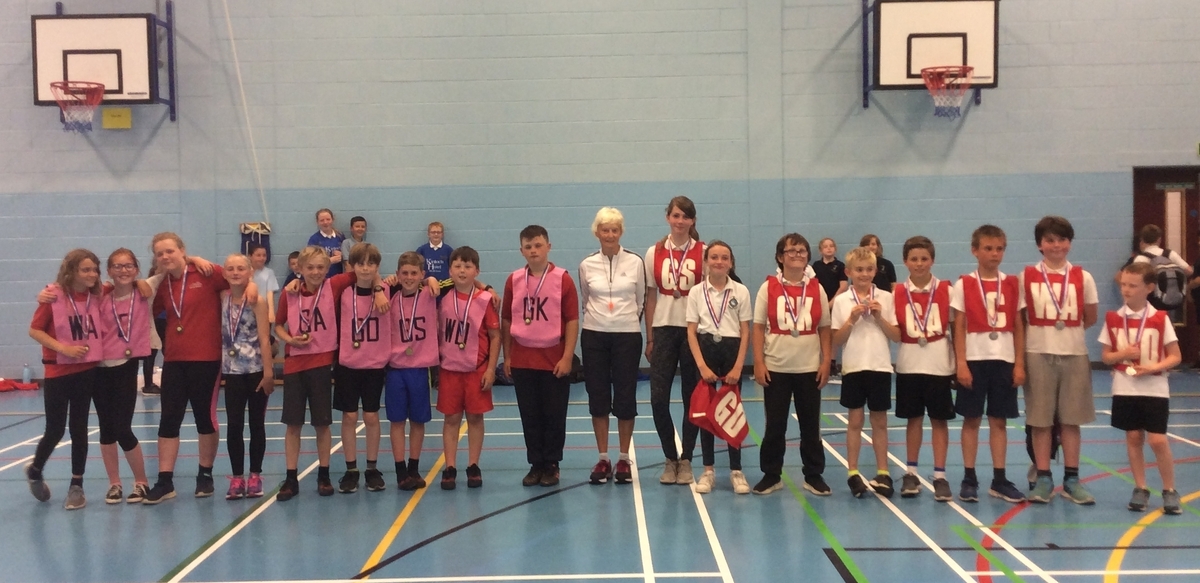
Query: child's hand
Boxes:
[
  {"xmin": 330, "ymin": 250, "xmax": 343, "ymax": 264},
  {"xmin": 425, "ymin": 277, "xmax": 440, "ymax": 297},
  {"xmin": 847, "ymin": 304, "xmax": 866, "ymax": 325},
  {"xmin": 190, "ymin": 256, "xmax": 214, "ymax": 276},
  {"xmin": 753, "ymin": 362, "xmax": 770, "ymax": 388},
  {"xmin": 699, "ymin": 365, "xmax": 719, "ymax": 384},
  {"xmin": 382, "ymin": 274, "xmax": 399, "ymax": 287},
  {"xmin": 288, "ymin": 334, "xmax": 311, "ymax": 347},
  {"xmin": 136, "ymin": 279, "xmax": 154, "ymax": 298},
  {"xmin": 1116, "ymin": 344, "xmax": 1141, "ymax": 361},
  {"xmin": 284, "ymin": 280, "xmax": 301, "ymax": 294},
  {"xmin": 867, "ymin": 300, "xmax": 883, "ymax": 317},
  {"xmin": 481, "ymin": 368, "xmax": 495, "ymax": 391},
  {"xmin": 956, "ymin": 366, "xmax": 973, "ymax": 389},
  {"xmin": 36, "ymin": 285, "xmax": 58, "ymax": 304},
  {"xmin": 552, "ymin": 355, "xmax": 573, "ymax": 378},
  {"xmin": 722, "ymin": 365, "xmax": 743, "ymax": 385},
  {"xmin": 257, "ymin": 373, "xmax": 275, "ymax": 395},
  {"xmin": 373, "ymin": 292, "xmax": 390, "ymax": 314},
  {"xmin": 502, "ymin": 359, "xmax": 512, "ymax": 380},
  {"xmin": 816, "ymin": 361, "xmax": 830, "ymax": 389},
  {"xmin": 644, "ymin": 340, "xmax": 654, "ymax": 361},
  {"xmin": 60, "ymin": 345, "xmax": 89, "ymax": 359},
  {"xmin": 1012, "ymin": 364, "xmax": 1025, "ymax": 387}
]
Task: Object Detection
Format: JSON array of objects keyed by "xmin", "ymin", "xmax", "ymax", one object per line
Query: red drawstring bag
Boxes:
[
  {"xmin": 0, "ymin": 379, "xmax": 38, "ymax": 392},
  {"xmin": 688, "ymin": 379, "xmax": 717, "ymax": 433},
  {"xmin": 707, "ymin": 382, "xmax": 749, "ymax": 448}
]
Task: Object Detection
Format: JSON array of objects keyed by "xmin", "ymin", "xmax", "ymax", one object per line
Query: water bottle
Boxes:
[{"xmin": 22, "ymin": 363, "xmax": 32, "ymax": 385}]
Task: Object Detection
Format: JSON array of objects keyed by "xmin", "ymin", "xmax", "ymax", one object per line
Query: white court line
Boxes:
[
  {"xmin": 184, "ymin": 573, "xmax": 724, "ymax": 583},
  {"xmin": 0, "ymin": 429, "xmax": 100, "ymax": 473},
  {"xmin": 671, "ymin": 432, "xmax": 733, "ymax": 583},
  {"xmin": 627, "ymin": 440, "xmax": 656, "ymax": 583},
  {"xmin": 1098, "ymin": 410, "xmax": 1200, "ymax": 449},
  {"xmin": 0, "ymin": 436, "xmax": 41, "ymax": 455},
  {"xmin": 167, "ymin": 423, "xmax": 365, "ymax": 583},
  {"xmin": 818, "ymin": 438, "xmax": 973, "ymax": 582},
  {"xmin": 828, "ymin": 412, "xmax": 1059, "ymax": 583}
]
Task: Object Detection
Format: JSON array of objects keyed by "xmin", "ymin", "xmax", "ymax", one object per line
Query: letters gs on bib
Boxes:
[{"xmin": 659, "ymin": 258, "xmax": 698, "ymax": 292}]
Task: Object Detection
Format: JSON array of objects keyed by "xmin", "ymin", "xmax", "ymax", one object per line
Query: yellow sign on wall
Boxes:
[{"xmin": 101, "ymin": 107, "xmax": 132, "ymax": 130}]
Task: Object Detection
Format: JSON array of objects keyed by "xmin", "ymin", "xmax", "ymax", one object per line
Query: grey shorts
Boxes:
[{"xmin": 1022, "ymin": 353, "xmax": 1095, "ymax": 427}]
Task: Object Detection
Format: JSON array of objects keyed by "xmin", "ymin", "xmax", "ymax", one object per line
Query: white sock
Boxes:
[
  {"xmin": 598, "ymin": 452, "xmax": 610, "ymax": 462},
  {"xmin": 907, "ymin": 465, "xmax": 918, "ymax": 476},
  {"xmin": 619, "ymin": 452, "xmax": 630, "ymax": 462}
]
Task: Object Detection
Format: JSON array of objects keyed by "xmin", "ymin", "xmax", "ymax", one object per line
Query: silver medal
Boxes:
[
  {"xmin": 790, "ymin": 329, "xmax": 800, "ymax": 338},
  {"xmin": 988, "ymin": 331, "xmax": 999, "ymax": 340},
  {"xmin": 405, "ymin": 347, "xmax": 413, "ymax": 356},
  {"xmin": 918, "ymin": 337, "xmax": 928, "ymax": 347},
  {"xmin": 176, "ymin": 325, "xmax": 183, "ymax": 333},
  {"xmin": 1054, "ymin": 321, "xmax": 1065, "ymax": 330},
  {"xmin": 228, "ymin": 349, "xmax": 236, "ymax": 357},
  {"xmin": 524, "ymin": 318, "xmax": 532, "ymax": 325},
  {"xmin": 672, "ymin": 290, "xmax": 681, "ymax": 299},
  {"xmin": 713, "ymin": 333, "xmax": 722, "ymax": 343},
  {"xmin": 353, "ymin": 341, "xmax": 361, "ymax": 349},
  {"xmin": 124, "ymin": 349, "xmax": 132, "ymax": 357},
  {"xmin": 458, "ymin": 342, "xmax": 466, "ymax": 350}
]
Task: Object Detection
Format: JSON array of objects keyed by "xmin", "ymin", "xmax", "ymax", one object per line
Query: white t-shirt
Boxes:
[
  {"xmin": 1019, "ymin": 264, "xmax": 1098, "ymax": 356},
  {"xmin": 895, "ymin": 278, "xmax": 955, "ymax": 376},
  {"xmin": 1099, "ymin": 304, "xmax": 1177, "ymax": 398},
  {"xmin": 1133, "ymin": 245, "xmax": 1189, "ymax": 272},
  {"xmin": 831, "ymin": 286, "xmax": 896, "ymax": 375},
  {"xmin": 253, "ymin": 267, "xmax": 280, "ymax": 296},
  {"xmin": 578, "ymin": 247, "xmax": 646, "ymax": 333},
  {"xmin": 753, "ymin": 277, "xmax": 830, "ymax": 374},
  {"xmin": 686, "ymin": 278, "xmax": 753, "ymax": 339},
  {"xmin": 950, "ymin": 277, "xmax": 1016, "ymax": 363}
]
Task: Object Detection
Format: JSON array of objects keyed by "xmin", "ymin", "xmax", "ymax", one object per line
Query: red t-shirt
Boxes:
[
  {"xmin": 502, "ymin": 266, "xmax": 579, "ymax": 371},
  {"xmin": 276, "ymin": 273, "xmax": 356, "ymax": 374},
  {"xmin": 153, "ymin": 265, "xmax": 229, "ymax": 362},
  {"xmin": 31, "ymin": 294, "xmax": 98, "ymax": 379}
]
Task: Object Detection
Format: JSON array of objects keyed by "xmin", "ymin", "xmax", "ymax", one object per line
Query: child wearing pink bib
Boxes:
[
  {"xmin": 27, "ymin": 249, "xmax": 104, "ymax": 509},
  {"xmin": 437, "ymin": 246, "xmax": 500, "ymax": 490},
  {"xmin": 386, "ymin": 252, "xmax": 441, "ymax": 490},
  {"xmin": 502, "ymin": 226, "xmax": 580, "ymax": 488}
]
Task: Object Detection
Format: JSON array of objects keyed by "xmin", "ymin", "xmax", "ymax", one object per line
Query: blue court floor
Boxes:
[{"xmin": 2, "ymin": 370, "xmax": 1200, "ymax": 583}]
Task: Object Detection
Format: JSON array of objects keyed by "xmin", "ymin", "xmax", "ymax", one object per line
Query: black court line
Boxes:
[
  {"xmin": 352, "ymin": 481, "xmax": 589, "ymax": 580},
  {"xmin": 822, "ymin": 548, "xmax": 858, "ymax": 583},
  {"xmin": 0, "ymin": 414, "xmax": 43, "ymax": 433}
]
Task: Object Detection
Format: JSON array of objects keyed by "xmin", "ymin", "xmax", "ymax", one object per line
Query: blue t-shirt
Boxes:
[
  {"xmin": 416, "ymin": 242, "xmax": 453, "ymax": 283},
  {"xmin": 308, "ymin": 231, "xmax": 346, "ymax": 276}
]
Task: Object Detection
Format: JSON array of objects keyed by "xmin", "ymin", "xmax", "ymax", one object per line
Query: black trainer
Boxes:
[
  {"xmin": 804, "ymin": 475, "xmax": 832, "ymax": 496},
  {"xmin": 441, "ymin": 467, "xmax": 457, "ymax": 490},
  {"xmin": 277, "ymin": 479, "xmax": 300, "ymax": 502},
  {"xmin": 466, "ymin": 464, "xmax": 482, "ymax": 488},
  {"xmin": 847, "ymin": 474, "xmax": 869, "ymax": 498},
  {"xmin": 338, "ymin": 470, "xmax": 360, "ymax": 493},
  {"xmin": 540, "ymin": 463, "xmax": 560, "ymax": 487},
  {"xmin": 753, "ymin": 474, "xmax": 784, "ymax": 495},
  {"xmin": 195, "ymin": 474, "xmax": 215, "ymax": 498},
  {"xmin": 142, "ymin": 481, "xmax": 176, "ymax": 505},
  {"xmin": 364, "ymin": 469, "xmax": 386, "ymax": 492},
  {"xmin": 522, "ymin": 464, "xmax": 543, "ymax": 487}
]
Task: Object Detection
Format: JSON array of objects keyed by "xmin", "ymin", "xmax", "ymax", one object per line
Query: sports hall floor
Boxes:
[{"xmin": 3, "ymin": 371, "xmax": 1200, "ymax": 583}]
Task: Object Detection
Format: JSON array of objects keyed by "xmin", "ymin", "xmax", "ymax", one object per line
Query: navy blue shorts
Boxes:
[
  {"xmin": 954, "ymin": 360, "xmax": 1018, "ymax": 419},
  {"xmin": 839, "ymin": 371, "xmax": 892, "ymax": 412},
  {"xmin": 384, "ymin": 367, "xmax": 432, "ymax": 423}
]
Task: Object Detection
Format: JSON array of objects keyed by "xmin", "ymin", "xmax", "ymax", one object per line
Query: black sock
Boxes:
[
  {"xmin": 366, "ymin": 459, "xmax": 377, "ymax": 471},
  {"xmin": 1064, "ymin": 466, "xmax": 1079, "ymax": 480},
  {"xmin": 345, "ymin": 460, "xmax": 358, "ymax": 472},
  {"xmin": 408, "ymin": 458, "xmax": 420, "ymax": 474},
  {"xmin": 70, "ymin": 476, "xmax": 83, "ymax": 488},
  {"xmin": 963, "ymin": 467, "xmax": 977, "ymax": 483},
  {"xmin": 159, "ymin": 471, "xmax": 174, "ymax": 485},
  {"xmin": 1037, "ymin": 469, "xmax": 1052, "ymax": 478},
  {"xmin": 198, "ymin": 465, "xmax": 213, "ymax": 478},
  {"xmin": 395, "ymin": 460, "xmax": 407, "ymax": 476},
  {"xmin": 993, "ymin": 468, "xmax": 1007, "ymax": 483},
  {"xmin": 28, "ymin": 465, "xmax": 43, "ymax": 480},
  {"xmin": 286, "ymin": 469, "xmax": 298, "ymax": 482},
  {"xmin": 318, "ymin": 466, "xmax": 330, "ymax": 479}
]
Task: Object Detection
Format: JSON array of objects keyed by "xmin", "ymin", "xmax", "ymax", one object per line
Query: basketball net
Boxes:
[
  {"xmin": 921, "ymin": 66, "xmax": 973, "ymax": 120},
  {"xmin": 50, "ymin": 81, "xmax": 105, "ymax": 133}
]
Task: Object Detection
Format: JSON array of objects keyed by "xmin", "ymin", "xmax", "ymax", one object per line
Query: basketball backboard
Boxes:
[
  {"xmin": 872, "ymin": 0, "xmax": 998, "ymax": 90},
  {"xmin": 32, "ymin": 14, "xmax": 158, "ymax": 105}
]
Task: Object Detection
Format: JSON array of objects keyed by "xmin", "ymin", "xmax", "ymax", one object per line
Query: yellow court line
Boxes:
[
  {"xmin": 1103, "ymin": 489, "xmax": 1200, "ymax": 583},
  {"xmin": 360, "ymin": 420, "xmax": 468, "ymax": 578}
]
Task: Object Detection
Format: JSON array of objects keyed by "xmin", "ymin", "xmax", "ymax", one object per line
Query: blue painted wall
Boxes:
[{"xmin": 2, "ymin": 0, "xmax": 1196, "ymax": 376}]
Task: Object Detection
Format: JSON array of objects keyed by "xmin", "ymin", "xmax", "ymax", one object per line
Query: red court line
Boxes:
[{"xmin": 974, "ymin": 455, "xmax": 1200, "ymax": 583}]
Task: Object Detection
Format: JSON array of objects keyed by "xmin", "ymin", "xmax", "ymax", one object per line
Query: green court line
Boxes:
[
  {"xmin": 1080, "ymin": 455, "xmax": 1200, "ymax": 518},
  {"xmin": 159, "ymin": 483, "xmax": 283, "ymax": 582},
  {"xmin": 747, "ymin": 425, "xmax": 869, "ymax": 583},
  {"xmin": 950, "ymin": 525, "xmax": 1025, "ymax": 583}
]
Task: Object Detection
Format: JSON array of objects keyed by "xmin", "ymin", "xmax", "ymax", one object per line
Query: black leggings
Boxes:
[
  {"xmin": 94, "ymin": 360, "xmax": 140, "ymax": 450},
  {"xmin": 225, "ymin": 372, "xmax": 269, "ymax": 475},
  {"xmin": 34, "ymin": 368, "xmax": 96, "ymax": 477}
]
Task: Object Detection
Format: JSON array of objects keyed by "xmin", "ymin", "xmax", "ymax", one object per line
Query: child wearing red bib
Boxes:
[
  {"xmin": 1020, "ymin": 216, "xmax": 1099, "ymax": 505},
  {"xmin": 503, "ymin": 226, "xmax": 580, "ymax": 487},
  {"xmin": 950, "ymin": 225, "xmax": 1026, "ymax": 504},
  {"xmin": 1101, "ymin": 262, "xmax": 1183, "ymax": 514},
  {"xmin": 437, "ymin": 247, "xmax": 500, "ymax": 490},
  {"xmin": 26, "ymin": 249, "xmax": 104, "ymax": 509},
  {"xmin": 752, "ymin": 234, "xmax": 832, "ymax": 496},
  {"xmin": 645, "ymin": 196, "xmax": 706, "ymax": 484},
  {"xmin": 893, "ymin": 237, "xmax": 956, "ymax": 501}
]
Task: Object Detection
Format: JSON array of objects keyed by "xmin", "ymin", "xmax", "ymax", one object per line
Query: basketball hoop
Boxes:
[
  {"xmin": 921, "ymin": 66, "xmax": 973, "ymax": 119},
  {"xmin": 49, "ymin": 81, "xmax": 105, "ymax": 133}
]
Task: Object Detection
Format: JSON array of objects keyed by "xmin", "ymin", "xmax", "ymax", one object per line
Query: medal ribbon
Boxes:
[
  {"xmin": 668, "ymin": 239, "xmax": 691, "ymax": 294},
  {"xmin": 397, "ymin": 291, "xmax": 419, "ymax": 343},
  {"xmin": 703, "ymin": 280, "xmax": 731, "ymax": 334},
  {"xmin": 906, "ymin": 278, "xmax": 937, "ymax": 339},
  {"xmin": 168, "ymin": 269, "xmax": 188, "ymax": 322},
  {"xmin": 453, "ymin": 289, "xmax": 477, "ymax": 344},
  {"xmin": 298, "ymin": 281, "xmax": 324, "ymax": 334},
  {"xmin": 524, "ymin": 267, "xmax": 550, "ymax": 322},
  {"xmin": 850, "ymin": 284, "xmax": 875, "ymax": 315},
  {"xmin": 778, "ymin": 275, "xmax": 808, "ymax": 333},
  {"xmin": 973, "ymin": 271, "xmax": 1003, "ymax": 330},
  {"xmin": 1123, "ymin": 307, "xmax": 1149, "ymax": 347},
  {"xmin": 111, "ymin": 293, "xmax": 135, "ymax": 344},
  {"xmin": 67, "ymin": 291, "xmax": 93, "ymax": 336},
  {"xmin": 1038, "ymin": 261, "xmax": 1071, "ymax": 323},
  {"xmin": 227, "ymin": 294, "xmax": 247, "ymax": 347},
  {"xmin": 352, "ymin": 289, "xmax": 374, "ymax": 342}
]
